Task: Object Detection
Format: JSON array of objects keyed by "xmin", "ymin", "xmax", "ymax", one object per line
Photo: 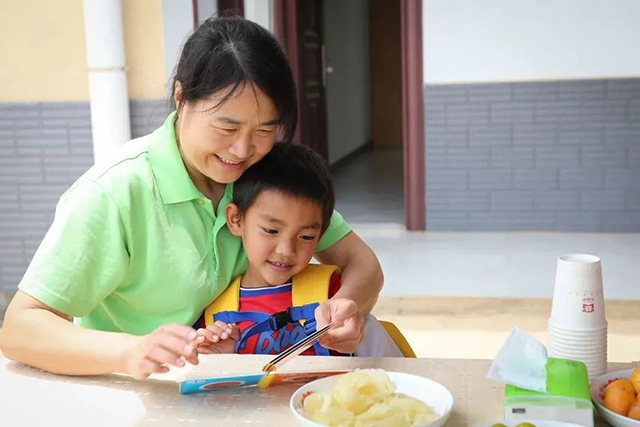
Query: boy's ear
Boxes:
[{"xmin": 225, "ymin": 203, "xmax": 243, "ymax": 236}]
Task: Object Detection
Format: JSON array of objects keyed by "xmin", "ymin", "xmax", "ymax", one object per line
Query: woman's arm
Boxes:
[
  {"xmin": 0, "ymin": 291, "xmax": 199, "ymax": 378},
  {"xmin": 313, "ymin": 231, "xmax": 383, "ymax": 353},
  {"xmin": 315, "ymin": 231, "xmax": 383, "ymax": 316}
]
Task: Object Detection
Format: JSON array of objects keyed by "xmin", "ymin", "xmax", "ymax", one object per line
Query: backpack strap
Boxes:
[
  {"xmin": 291, "ymin": 264, "xmax": 341, "ymax": 355},
  {"xmin": 291, "ymin": 264, "xmax": 341, "ymax": 323},
  {"xmin": 204, "ymin": 275, "xmax": 241, "ymax": 326}
]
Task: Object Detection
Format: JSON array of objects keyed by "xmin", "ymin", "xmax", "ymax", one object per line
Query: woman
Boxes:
[{"xmin": 0, "ymin": 17, "xmax": 382, "ymax": 379}]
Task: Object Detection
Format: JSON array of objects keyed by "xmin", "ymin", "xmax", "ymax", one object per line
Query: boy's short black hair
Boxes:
[{"xmin": 233, "ymin": 143, "xmax": 335, "ymax": 233}]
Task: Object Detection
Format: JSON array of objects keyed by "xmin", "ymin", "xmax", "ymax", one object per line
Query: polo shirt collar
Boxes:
[{"xmin": 149, "ymin": 112, "xmax": 202, "ymax": 205}]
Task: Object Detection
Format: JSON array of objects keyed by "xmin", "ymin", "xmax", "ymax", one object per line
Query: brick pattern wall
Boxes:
[
  {"xmin": 425, "ymin": 79, "xmax": 640, "ymax": 231},
  {"xmin": 0, "ymin": 100, "xmax": 167, "ymax": 292}
]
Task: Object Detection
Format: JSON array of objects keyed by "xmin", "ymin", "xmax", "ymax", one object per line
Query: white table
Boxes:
[{"xmin": 0, "ymin": 354, "xmax": 636, "ymax": 426}]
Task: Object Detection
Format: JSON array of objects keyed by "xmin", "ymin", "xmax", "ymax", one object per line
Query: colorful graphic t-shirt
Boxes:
[{"xmin": 232, "ymin": 273, "xmax": 340, "ymax": 355}]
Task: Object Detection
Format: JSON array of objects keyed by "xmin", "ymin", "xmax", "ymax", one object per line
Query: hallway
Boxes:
[{"xmin": 332, "ymin": 148, "xmax": 404, "ymax": 225}]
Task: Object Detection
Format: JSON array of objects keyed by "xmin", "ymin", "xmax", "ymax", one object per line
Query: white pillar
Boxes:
[{"xmin": 83, "ymin": 0, "xmax": 131, "ymax": 163}]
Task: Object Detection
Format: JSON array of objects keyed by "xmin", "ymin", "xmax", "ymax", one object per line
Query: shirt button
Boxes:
[{"xmin": 197, "ymin": 198, "xmax": 205, "ymax": 206}]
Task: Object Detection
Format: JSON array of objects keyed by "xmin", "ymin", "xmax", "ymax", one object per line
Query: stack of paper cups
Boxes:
[{"xmin": 547, "ymin": 254, "xmax": 607, "ymax": 382}]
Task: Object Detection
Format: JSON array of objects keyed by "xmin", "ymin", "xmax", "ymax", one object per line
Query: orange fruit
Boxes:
[
  {"xmin": 631, "ymin": 367, "xmax": 640, "ymax": 394},
  {"xmin": 629, "ymin": 401, "xmax": 640, "ymax": 420},
  {"xmin": 604, "ymin": 387, "xmax": 636, "ymax": 416},
  {"xmin": 605, "ymin": 379, "xmax": 637, "ymax": 397}
]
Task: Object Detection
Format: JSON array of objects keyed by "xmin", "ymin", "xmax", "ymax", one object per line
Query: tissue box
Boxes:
[{"xmin": 504, "ymin": 358, "xmax": 593, "ymax": 427}]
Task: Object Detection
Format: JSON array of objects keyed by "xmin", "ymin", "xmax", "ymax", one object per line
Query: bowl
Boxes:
[
  {"xmin": 590, "ymin": 369, "xmax": 640, "ymax": 427},
  {"xmin": 290, "ymin": 371, "xmax": 454, "ymax": 427}
]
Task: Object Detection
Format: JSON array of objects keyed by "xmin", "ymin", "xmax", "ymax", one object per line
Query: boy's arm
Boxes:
[
  {"xmin": 194, "ymin": 322, "xmax": 239, "ymax": 355},
  {"xmin": 315, "ymin": 231, "xmax": 383, "ymax": 316}
]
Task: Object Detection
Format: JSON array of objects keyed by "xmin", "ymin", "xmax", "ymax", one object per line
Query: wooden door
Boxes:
[{"xmin": 274, "ymin": 0, "xmax": 329, "ymax": 160}]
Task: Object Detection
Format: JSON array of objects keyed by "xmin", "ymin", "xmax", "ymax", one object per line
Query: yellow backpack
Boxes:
[
  {"xmin": 204, "ymin": 264, "xmax": 339, "ymax": 325},
  {"xmin": 203, "ymin": 264, "xmax": 416, "ymax": 358}
]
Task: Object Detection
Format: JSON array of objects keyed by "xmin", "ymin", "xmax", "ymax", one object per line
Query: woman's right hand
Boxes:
[{"xmin": 122, "ymin": 324, "xmax": 200, "ymax": 380}]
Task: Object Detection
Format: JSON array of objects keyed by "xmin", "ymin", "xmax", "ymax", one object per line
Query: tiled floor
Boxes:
[
  {"xmin": 331, "ymin": 148, "xmax": 640, "ymax": 363},
  {"xmin": 333, "ymin": 148, "xmax": 640, "ymax": 300},
  {"xmin": 332, "ymin": 148, "xmax": 404, "ymax": 224}
]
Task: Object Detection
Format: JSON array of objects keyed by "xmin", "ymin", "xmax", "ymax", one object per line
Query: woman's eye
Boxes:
[
  {"xmin": 300, "ymin": 235, "xmax": 317, "ymax": 241},
  {"xmin": 218, "ymin": 127, "xmax": 238, "ymax": 134},
  {"xmin": 256, "ymin": 129, "xmax": 274, "ymax": 136}
]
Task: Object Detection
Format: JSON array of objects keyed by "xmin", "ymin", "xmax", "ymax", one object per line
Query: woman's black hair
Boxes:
[
  {"xmin": 170, "ymin": 17, "xmax": 298, "ymax": 142},
  {"xmin": 233, "ymin": 142, "xmax": 335, "ymax": 234}
]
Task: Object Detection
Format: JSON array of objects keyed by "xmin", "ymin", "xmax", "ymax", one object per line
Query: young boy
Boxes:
[{"xmin": 194, "ymin": 143, "xmax": 402, "ymax": 357}]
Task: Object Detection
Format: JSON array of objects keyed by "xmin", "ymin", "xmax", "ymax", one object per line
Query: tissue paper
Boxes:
[{"xmin": 488, "ymin": 326, "xmax": 548, "ymax": 393}]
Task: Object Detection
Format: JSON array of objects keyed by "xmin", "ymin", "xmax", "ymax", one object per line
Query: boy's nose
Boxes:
[{"xmin": 275, "ymin": 238, "xmax": 295, "ymax": 257}]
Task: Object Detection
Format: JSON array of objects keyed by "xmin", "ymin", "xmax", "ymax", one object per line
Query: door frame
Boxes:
[
  {"xmin": 274, "ymin": 0, "xmax": 425, "ymax": 231},
  {"xmin": 400, "ymin": 0, "xmax": 425, "ymax": 231}
]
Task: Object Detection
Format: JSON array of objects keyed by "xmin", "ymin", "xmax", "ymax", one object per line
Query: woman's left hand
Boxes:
[{"xmin": 314, "ymin": 298, "xmax": 364, "ymax": 354}]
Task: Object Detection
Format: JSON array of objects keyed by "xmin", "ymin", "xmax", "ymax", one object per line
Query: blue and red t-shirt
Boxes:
[{"xmin": 198, "ymin": 273, "xmax": 341, "ymax": 355}]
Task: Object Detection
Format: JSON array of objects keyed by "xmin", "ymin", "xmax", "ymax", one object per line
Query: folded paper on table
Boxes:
[
  {"xmin": 151, "ymin": 354, "xmax": 351, "ymax": 395},
  {"xmin": 179, "ymin": 370, "xmax": 349, "ymax": 394}
]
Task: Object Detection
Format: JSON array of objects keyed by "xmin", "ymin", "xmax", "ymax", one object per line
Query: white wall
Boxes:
[
  {"xmin": 323, "ymin": 0, "xmax": 372, "ymax": 165},
  {"xmin": 245, "ymin": 0, "xmax": 273, "ymax": 32},
  {"xmin": 423, "ymin": 0, "xmax": 640, "ymax": 84},
  {"xmin": 161, "ymin": 0, "xmax": 195, "ymax": 81},
  {"xmin": 196, "ymin": 0, "xmax": 217, "ymax": 24}
]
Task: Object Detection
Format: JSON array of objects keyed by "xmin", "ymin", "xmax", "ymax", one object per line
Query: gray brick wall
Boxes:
[
  {"xmin": 0, "ymin": 100, "xmax": 167, "ymax": 292},
  {"xmin": 425, "ymin": 79, "xmax": 640, "ymax": 231}
]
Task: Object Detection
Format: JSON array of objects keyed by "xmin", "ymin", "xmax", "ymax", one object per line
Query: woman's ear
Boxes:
[
  {"xmin": 174, "ymin": 81, "xmax": 183, "ymax": 111},
  {"xmin": 225, "ymin": 203, "xmax": 243, "ymax": 236}
]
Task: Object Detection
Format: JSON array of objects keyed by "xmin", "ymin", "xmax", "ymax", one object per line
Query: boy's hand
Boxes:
[
  {"xmin": 314, "ymin": 298, "xmax": 364, "ymax": 354},
  {"xmin": 193, "ymin": 320, "xmax": 240, "ymax": 354},
  {"xmin": 122, "ymin": 323, "xmax": 200, "ymax": 380}
]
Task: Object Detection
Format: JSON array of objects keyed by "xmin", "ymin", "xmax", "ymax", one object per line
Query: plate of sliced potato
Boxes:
[{"xmin": 290, "ymin": 369, "xmax": 453, "ymax": 427}]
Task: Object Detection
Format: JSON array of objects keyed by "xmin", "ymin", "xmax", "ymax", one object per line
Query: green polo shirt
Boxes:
[{"xmin": 18, "ymin": 112, "xmax": 351, "ymax": 335}]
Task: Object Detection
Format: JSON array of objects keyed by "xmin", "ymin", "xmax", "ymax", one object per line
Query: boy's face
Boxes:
[{"xmin": 225, "ymin": 189, "xmax": 324, "ymax": 287}]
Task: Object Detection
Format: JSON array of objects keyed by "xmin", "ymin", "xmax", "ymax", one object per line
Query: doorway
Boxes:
[{"xmin": 274, "ymin": 0, "xmax": 424, "ymax": 229}]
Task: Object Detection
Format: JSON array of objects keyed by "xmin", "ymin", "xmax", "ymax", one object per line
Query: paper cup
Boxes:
[
  {"xmin": 548, "ymin": 322, "xmax": 607, "ymax": 334},
  {"xmin": 548, "ymin": 348, "xmax": 606, "ymax": 359},
  {"xmin": 547, "ymin": 333, "xmax": 607, "ymax": 346},
  {"xmin": 547, "ymin": 345, "xmax": 606, "ymax": 357},
  {"xmin": 550, "ymin": 254, "xmax": 606, "ymax": 331},
  {"xmin": 547, "ymin": 340, "xmax": 607, "ymax": 355},
  {"xmin": 547, "ymin": 338, "xmax": 607, "ymax": 348},
  {"xmin": 547, "ymin": 344, "xmax": 606, "ymax": 356}
]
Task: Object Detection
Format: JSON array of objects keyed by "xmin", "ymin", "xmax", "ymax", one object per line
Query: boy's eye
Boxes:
[
  {"xmin": 256, "ymin": 129, "xmax": 274, "ymax": 136},
  {"xmin": 260, "ymin": 227, "xmax": 278, "ymax": 235},
  {"xmin": 300, "ymin": 235, "xmax": 318, "ymax": 241}
]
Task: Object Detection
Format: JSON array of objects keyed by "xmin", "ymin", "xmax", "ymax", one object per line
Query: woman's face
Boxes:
[{"xmin": 174, "ymin": 83, "xmax": 280, "ymax": 187}]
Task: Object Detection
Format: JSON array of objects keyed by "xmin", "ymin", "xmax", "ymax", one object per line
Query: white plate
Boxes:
[
  {"xmin": 590, "ymin": 369, "xmax": 640, "ymax": 427},
  {"xmin": 290, "ymin": 371, "xmax": 453, "ymax": 427},
  {"xmin": 475, "ymin": 422, "xmax": 584, "ymax": 427}
]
